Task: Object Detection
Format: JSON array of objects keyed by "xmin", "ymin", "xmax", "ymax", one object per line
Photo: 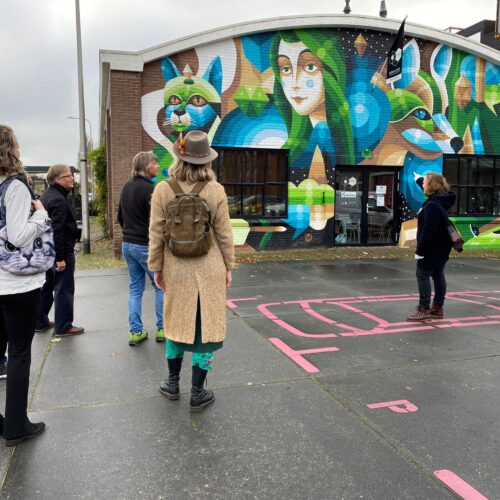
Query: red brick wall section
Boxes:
[{"xmin": 108, "ymin": 71, "xmax": 142, "ymax": 257}]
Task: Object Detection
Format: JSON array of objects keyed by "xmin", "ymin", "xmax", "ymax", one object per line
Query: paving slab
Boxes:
[
  {"xmin": 31, "ymin": 318, "xmax": 302, "ymax": 410},
  {"xmin": 2, "ymin": 381, "xmax": 452, "ymax": 500},
  {"xmin": 316, "ymin": 356, "xmax": 500, "ymax": 499}
]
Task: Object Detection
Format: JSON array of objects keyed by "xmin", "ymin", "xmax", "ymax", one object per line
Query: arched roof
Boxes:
[
  {"xmin": 99, "ymin": 14, "xmax": 500, "ymax": 140},
  {"xmin": 100, "ymin": 13, "xmax": 500, "ymax": 70}
]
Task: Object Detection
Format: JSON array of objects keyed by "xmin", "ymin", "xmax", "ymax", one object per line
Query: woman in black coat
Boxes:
[{"xmin": 407, "ymin": 173, "xmax": 455, "ymax": 322}]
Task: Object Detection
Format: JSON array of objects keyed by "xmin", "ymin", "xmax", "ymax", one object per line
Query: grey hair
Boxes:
[
  {"xmin": 131, "ymin": 151, "xmax": 156, "ymax": 177},
  {"xmin": 47, "ymin": 164, "xmax": 71, "ymax": 185},
  {"xmin": 168, "ymin": 159, "xmax": 216, "ymax": 183}
]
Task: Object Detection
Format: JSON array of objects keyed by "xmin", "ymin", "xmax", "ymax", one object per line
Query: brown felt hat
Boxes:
[{"xmin": 173, "ymin": 130, "xmax": 218, "ymax": 165}]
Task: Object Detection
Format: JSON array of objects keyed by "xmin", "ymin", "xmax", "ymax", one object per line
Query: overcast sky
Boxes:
[{"xmin": 0, "ymin": 0, "xmax": 497, "ymax": 166}]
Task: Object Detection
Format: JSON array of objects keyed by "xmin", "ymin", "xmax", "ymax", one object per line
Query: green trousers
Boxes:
[{"xmin": 166, "ymin": 340, "xmax": 213, "ymax": 371}]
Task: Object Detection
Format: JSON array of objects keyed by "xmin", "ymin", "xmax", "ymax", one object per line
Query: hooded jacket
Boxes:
[{"xmin": 416, "ymin": 191, "xmax": 456, "ymax": 269}]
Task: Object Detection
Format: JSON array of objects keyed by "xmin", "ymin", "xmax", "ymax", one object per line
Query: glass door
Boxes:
[
  {"xmin": 366, "ymin": 171, "xmax": 396, "ymax": 244},
  {"xmin": 334, "ymin": 170, "xmax": 363, "ymax": 245},
  {"xmin": 334, "ymin": 168, "xmax": 398, "ymax": 246}
]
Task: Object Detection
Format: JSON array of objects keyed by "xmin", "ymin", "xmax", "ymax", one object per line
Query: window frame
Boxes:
[
  {"xmin": 213, "ymin": 147, "xmax": 289, "ymax": 219},
  {"xmin": 443, "ymin": 154, "xmax": 500, "ymax": 216}
]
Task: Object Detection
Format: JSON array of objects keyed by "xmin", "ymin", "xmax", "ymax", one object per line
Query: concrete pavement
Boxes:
[{"xmin": 0, "ymin": 258, "xmax": 499, "ymax": 499}]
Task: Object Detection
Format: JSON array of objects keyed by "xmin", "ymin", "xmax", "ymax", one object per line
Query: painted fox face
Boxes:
[
  {"xmin": 368, "ymin": 41, "xmax": 464, "ymax": 210},
  {"xmin": 161, "ymin": 57, "xmax": 222, "ymax": 134}
]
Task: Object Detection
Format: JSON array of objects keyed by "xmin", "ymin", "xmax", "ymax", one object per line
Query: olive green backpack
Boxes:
[{"xmin": 164, "ymin": 179, "xmax": 213, "ymax": 257}]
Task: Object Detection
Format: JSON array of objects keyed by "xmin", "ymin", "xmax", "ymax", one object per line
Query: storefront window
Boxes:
[
  {"xmin": 213, "ymin": 148, "xmax": 288, "ymax": 218},
  {"xmin": 443, "ymin": 155, "xmax": 500, "ymax": 215}
]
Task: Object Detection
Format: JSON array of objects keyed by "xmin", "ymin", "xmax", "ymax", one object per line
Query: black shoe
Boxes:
[
  {"xmin": 159, "ymin": 358, "xmax": 183, "ymax": 400},
  {"xmin": 35, "ymin": 321, "xmax": 55, "ymax": 333},
  {"xmin": 190, "ymin": 365, "xmax": 215, "ymax": 412},
  {"xmin": 5, "ymin": 422, "xmax": 46, "ymax": 447}
]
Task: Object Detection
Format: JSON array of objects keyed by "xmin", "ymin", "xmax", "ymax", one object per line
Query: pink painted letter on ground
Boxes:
[{"xmin": 367, "ymin": 400, "xmax": 418, "ymax": 413}]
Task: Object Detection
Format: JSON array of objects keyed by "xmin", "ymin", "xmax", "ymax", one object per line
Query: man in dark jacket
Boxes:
[
  {"xmin": 36, "ymin": 164, "xmax": 84, "ymax": 336},
  {"xmin": 118, "ymin": 151, "xmax": 164, "ymax": 346}
]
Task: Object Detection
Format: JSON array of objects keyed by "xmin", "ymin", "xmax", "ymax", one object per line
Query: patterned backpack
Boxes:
[
  {"xmin": 0, "ymin": 177, "xmax": 55, "ymax": 275},
  {"xmin": 163, "ymin": 179, "xmax": 212, "ymax": 258}
]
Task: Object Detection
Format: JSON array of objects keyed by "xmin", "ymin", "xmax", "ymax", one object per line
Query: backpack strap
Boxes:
[
  {"xmin": 166, "ymin": 178, "xmax": 185, "ymax": 195},
  {"xmin": 190, "ymin": 180, "xmax": 209, "ymax": 195},
  {"xmin": 0, "ymin": 177, "xmax": 15, "ymax": 226}
]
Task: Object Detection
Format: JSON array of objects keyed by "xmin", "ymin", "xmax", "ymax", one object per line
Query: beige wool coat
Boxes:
[{"xmin": 148, "ymin": 179, "xmax": 234, "ymax": 345}]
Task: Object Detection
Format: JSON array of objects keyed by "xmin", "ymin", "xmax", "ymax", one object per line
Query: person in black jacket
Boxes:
[
  {"xmin": 118, "ymin": 151, "xmax": 164, "ymax": 346},
  {"xmin": 35, "ymin": 164, "xmax": 84, "ymax": 336},
  {"xmin": 407, "ymin": 173, "xmax": 455, "ymax": 322}
]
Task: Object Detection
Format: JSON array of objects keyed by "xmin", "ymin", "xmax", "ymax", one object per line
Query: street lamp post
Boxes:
[
  {"xmin": 74, "ymin": 0, "xmax": 90, "ymax": 254},
  {"xmin": 68, "ymin": 116, "xmax": 92, "ymax": 145},
  {"xmin": 68, "ymin": 116, "xmax": 95, "ymax": 198}
]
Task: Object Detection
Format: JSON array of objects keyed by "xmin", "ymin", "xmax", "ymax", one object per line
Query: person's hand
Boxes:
[
  {"xmin": 154, "ymin": 271, "xmax": 165, "ymax": 291},
  {"xmin": 32, "ymin": 199, "xmax": 44, "ymax": 211},
  {"xmin": 415, "ymin": 254, "xmax": 424, "ymax": 260},
  {"xmin": 55, "ymin": 260, "xmax": 66, "ymax": 272},
  {"xmin": 226, "ymin": 270, "xmax": 232, "ymax": 288}
]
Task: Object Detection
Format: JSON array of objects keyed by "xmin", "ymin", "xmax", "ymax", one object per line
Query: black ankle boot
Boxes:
[
  {"xmin": 190, "ymin": 365, "xmax": 214, "ymax": 412},
  {"xmin": 159, "ymin": 357, "xmax": 183, "ymax": 400}
]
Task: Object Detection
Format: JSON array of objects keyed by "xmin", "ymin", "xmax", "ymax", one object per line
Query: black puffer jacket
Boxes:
[
  {"xmin": 416, "ymin": 192, "xmax": 456, "ymax": 269},
  {"xmin": 40, "ymin": 183, "xmax": 78, "ymax": 261}
]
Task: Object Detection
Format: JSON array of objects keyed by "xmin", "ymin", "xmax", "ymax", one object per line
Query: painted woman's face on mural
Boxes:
[{"xmin": 277, "ymin": 40, "xmax": 325, "ymax": 116}]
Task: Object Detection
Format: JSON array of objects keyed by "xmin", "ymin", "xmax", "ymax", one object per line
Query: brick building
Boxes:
[{"xmin": 99, "ymin": 15, "xmax": 500, "ymax": 255}]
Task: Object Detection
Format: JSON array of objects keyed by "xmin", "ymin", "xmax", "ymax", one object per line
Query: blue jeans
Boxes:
[
  {"xmin": 416, "ymin": 262, "xmax": 447, "ymax": 309},
  {"xmin": 122, "ymin": 242, "xmax": 164, "ymax": 332}
]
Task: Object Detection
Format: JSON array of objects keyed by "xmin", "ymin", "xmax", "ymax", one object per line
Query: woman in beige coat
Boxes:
[{"xmin": 148, "ymin": 130, "xmax": 234, "ymax": 412}]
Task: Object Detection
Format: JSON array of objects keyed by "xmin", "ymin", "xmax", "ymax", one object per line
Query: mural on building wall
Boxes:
[{"xmin": 141, "ymin": 28, "xmax": 500, "ymax": 250}]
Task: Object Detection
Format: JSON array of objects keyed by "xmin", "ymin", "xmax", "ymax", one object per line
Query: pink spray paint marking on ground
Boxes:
[
  {"xmin": 269, "ymin": 338, "xmax": 339, "ymax": 373},
  {"xmin": 434, "ymin": 469, "xmax": 488, "ymax": 499},
  {"xmin": 253, "ymin": 290, "xmax": 500, "ymax": 373},
  {"xmin": 367, "ymin": 400, "xmax": 418, "ymax": 413},
  {"xmin": 225, "ymin": 297, "xmax": 258, "ymax": 309}
]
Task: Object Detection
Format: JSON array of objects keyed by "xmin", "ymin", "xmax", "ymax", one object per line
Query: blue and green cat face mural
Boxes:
[{"xmin": 141, "ymin": 28, "xmax": 500, "ymax": 249}]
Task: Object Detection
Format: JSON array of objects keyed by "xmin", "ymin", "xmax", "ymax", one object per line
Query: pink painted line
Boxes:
[
  {"xmin": 298, "ymin": 346, "xmax": 340, "ymax": 355},
  {"xmin": 274, "ymin": 319, "xmax": 338, "ymax": 338},
  {"xmin": 447, "ymin": 296, "xmax": 500, "ymax": 311},
  {"xmin": 269, "ymin": 338, "xmax": 323, "ymax": 373},
  {"xmin": 339, "ymin": 324, "xmax": 435, "ymax": 336},
  {"xmin": 332, "ymin": 302, "xmax": 389, "ymax": 327},
  {"xmin": 365, "ymin": 297, "xmax": 416, "ymax": 303},
  {"xmin": 301, "ymin": 305, "xmax": 339, "ymax": 325},
  {"xmin": 444, "ymin": 320, "xmax": 500, "ymax": 328},
  {"xmin": 226, "ymin": 297, "xmax": 257, "ymax": 309},
  {"xmin": 257, "ymin": 303, "xmax": 282, "ymax": 320},
  {"xmin": 434, "ymin": 469, "xmax": 488, "ymax": 500}
]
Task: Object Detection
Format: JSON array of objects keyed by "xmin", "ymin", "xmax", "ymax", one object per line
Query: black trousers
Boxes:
[
  {"xmin": 416, "ymin": 262, "xmax": 447, "ymax": 309},
  {"xmin": 36, "ymin": 254, "xmax": 75, "ymax": 334},
  {"xmin": 0, "ymin": 287, "xmax": 41, "ymax": 439}
]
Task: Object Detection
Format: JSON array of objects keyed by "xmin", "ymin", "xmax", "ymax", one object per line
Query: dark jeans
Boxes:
[
  {"xmin": 416, "ymin": 262, "xmax": 447, "ymax": 309},
  {"xmin": 0, "ymin": 287, "xmax": 41, "ymax": 439},
  {"xmin": 36, "ymin": 254, "xmax": 75, "ymax": 334}
]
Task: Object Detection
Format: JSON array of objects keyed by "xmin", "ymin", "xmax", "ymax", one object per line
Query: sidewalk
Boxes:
[{"xmin": 1, "ymin": 258, "xmax": 499, "ymax": 498}]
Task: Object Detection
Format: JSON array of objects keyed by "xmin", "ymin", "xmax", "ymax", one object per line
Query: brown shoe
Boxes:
[
  {"xmin": 35, "ymin": 321, "xmax": 55, "ymax": 332},
  {"xmin": 407, "ymin": 306, "xmax": 431, "ymax": 322},
  {"xmin": 55, "ymin": 326, "xmax": 85, "ymax": 337},
  {"xmin": 430, "ymin": 305, "xmax": 444, "ymax": 319}
]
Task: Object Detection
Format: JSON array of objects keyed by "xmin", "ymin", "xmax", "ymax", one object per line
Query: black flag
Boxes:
[{"xmin": 386, "ymin": 18, "xmax": 406, "ymax": 84}]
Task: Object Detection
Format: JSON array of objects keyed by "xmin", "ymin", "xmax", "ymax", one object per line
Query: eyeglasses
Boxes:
[{"xmin": 58, "ymin": 174, "xmax": 73, "ymax": 179}]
